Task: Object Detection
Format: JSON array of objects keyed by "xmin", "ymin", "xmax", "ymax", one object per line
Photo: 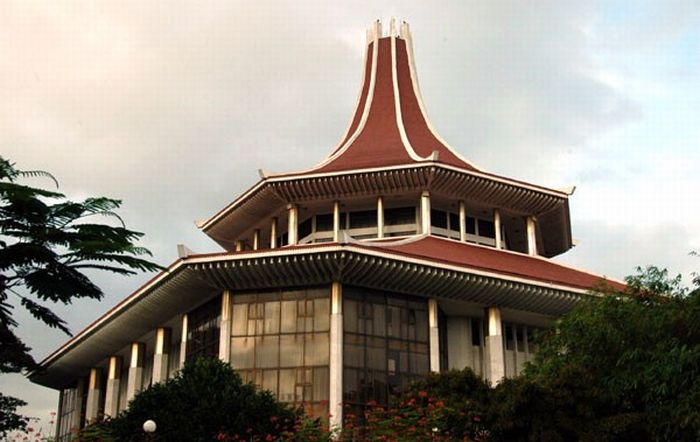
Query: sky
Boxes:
[{"xmin": 1, "ymin": 0, "xmax": 699, "ymax": 433}]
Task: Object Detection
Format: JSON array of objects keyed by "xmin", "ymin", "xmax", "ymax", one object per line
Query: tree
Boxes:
[
  {"xmin": 349, "ymin": 263, "xmax": 700, "ymax": 441},
  {"xmin": 0, "ymin": 157, "xmax": 161, "ymax": 434},
  {"xmin": 79, "ymin": 358, "xmax": 328, "ymax": 442}
]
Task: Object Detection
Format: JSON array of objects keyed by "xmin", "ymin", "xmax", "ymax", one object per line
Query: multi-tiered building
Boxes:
[{"xmin": 30, "ymin": 20, "xmax": 624, "ymax": 439}]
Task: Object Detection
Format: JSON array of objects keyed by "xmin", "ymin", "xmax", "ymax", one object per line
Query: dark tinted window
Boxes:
[
  {"xmin": 385, "ymin": 207, "xmax": 415, "ymax": 225},
  {"xmin": 349, "ymin": 210, "xmax": 377, "ymax": 229},
  {"xmin": 315, "ymin": 214, "xmax": 333, "ymax": 232},
  {"xmin": 431, "ymin": 209, "xmax": 448, "ymax": 228},
  {"xmin": 466, "ymin": 216, "xmax": 476, "ymax": 234},
  {"xmin": 478, "ymin": 219, "xmax": 496, "ymax": 238},
  {"xmin": 299, "ymin": 218, "xmax": 312, "ymax": 239},
  {"xmin": 449, "ymin": 213, "xmax": 460, "ymax": 231}
]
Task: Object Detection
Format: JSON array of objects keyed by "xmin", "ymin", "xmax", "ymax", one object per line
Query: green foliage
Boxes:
[
  {"xmin": 93, "ymin": 358, "xmax": 329, "ymax": 442},
  {"xmin": 0, "ymin": 392, "xmax": 30, "ymax": 438},
  {"xmin": 0, "ymin": 156, "xmax": 161, "ymax": 434},
  {"xmin": 343, "ymin": 369, "xmax": 491, "ymax": 441},
  {"xmin": 344, "ymin": 264, "xmax": 700, "ymax": 441},
  {"xmin": 517, "ymin": 265, "xmax": 700, "ymax": 440}
]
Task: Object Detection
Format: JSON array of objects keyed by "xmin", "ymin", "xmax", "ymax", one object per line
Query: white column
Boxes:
[
  {"xmin": 219, "ymin": 291, "xmax": 232, "ymax": 363},
  {"xmin": 377, "ymin": 196, "xmax": 385, "ymax": 239},
  {"xmin": 252, "ymin": 229, "xmax": 260, "ymax": 250},
  {"xmin": 420, "ymin": 191, "xmax": 431, "ymax": 234},
  {"xmin": 485, "ymin": 307, "xmax": 505, "ymax": 384},
  {"xmin": 235, "ymin": 240, "xmax": 243, "ymax": 252},
  {"xmin": 71, "ymin": 377, "xmax": 86, "ymax": 430},
  {"xmin": 270, "ymin": 217, "xmax": 278, "ymax": 249},
  {"xmin": 428, "ymin": 298, "xmax": 440, "ymax": 372},
  {"xmin": 179, "ymin": 314, "xmax": 188, "ymax": 367},
  {"xmin": 152, "ymin": 328, "xmax": 172, "ymax": 384},
  {"xmin": 333, "ymin": 201, "xmax": 341, "ymax": 242},
  {"xmin": 459, "ymin": 200, "xmax": 467, "ymax": 242},
  {"xmin": 55, "ymin": 389, "xmax": 64, "ymax": 437},
  {"xmin": 126, "ymin": 342, "xmax": 145, "ymax": 401},
  {"xmin": 329, "ymin": 282, "xmax": 343, "ymax": 431},
  {"xmin": 104, "ymin": 356, "xmax": 122, "ymax": 418},
  {"xmin": 526, "ymin": 216, "xmax": 537, "ymax": 256},
  {"xmin": 85, "ymin": 367, "xmax": 102, "ymax": 423},
  {"xmin": 494, "ymin": 209, "xmax": 502, "ymax": 249},
  {"xmin": 287, "ymin": 204, "xmax": 298, "ymax": 245}
]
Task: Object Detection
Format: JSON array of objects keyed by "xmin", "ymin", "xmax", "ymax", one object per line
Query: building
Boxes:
[{"xmin": 29, "ymin": 20, "xmax": 624, "ymax": 439}]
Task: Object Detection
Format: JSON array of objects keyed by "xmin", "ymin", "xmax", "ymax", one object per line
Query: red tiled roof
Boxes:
[
  {"xmin": 359, "ymin": 236, "xmax": 626, "ymax": 292},
  {"xmin": 279, "ymin": 34, "xmax": 479, "ymax": 177}
]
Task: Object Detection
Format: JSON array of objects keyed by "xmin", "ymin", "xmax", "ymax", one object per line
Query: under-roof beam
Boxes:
[
  {"xmin": 270, "ymin": 217, "xmax": 278, "ymax": 249},
  {"xmin": 104, "ymin": 356, "xmax": 122, "ymax": 418},
  {"xmin": 420, "ymin": 191, "xmax": 431, "ymax": 234},
  {"xmin": 333, "ymin": 200, "xmax": 341, "ymax": 242},
  {"xmin": 287, "ymin": 204, "xmax": 298, "ymax": 246},
  {"xmin": 485, "ymin": 306, "xmax": 505, "ymax": 384},
  {"xmin": 459, "ymin": 200, "xmax": 467, "ymax": 242},
  {"xmin": 428, "ymin": 298, "xmax": 440, "ymax": 372},
  {"xmin": 152, "ymin": 327, "xmax": 172, "ymax": 384},
  {"xmin": 377, "ymin": 196, "xmax": 385, "ymax": 239},
  {"xmin": 526, "ymin": 216, "xmax": 537, "ymax": 256},
  {"xmin": 494, "ymin": 209, "xmax": 502, "ymax": 249}
]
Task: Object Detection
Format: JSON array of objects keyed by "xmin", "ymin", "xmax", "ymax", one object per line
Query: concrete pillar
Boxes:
[
  {"xmin": 235, "ymin": 240, "xmax": 244, "ymax": 252},
  {"xmin": 526, "ymin": 216, "xmax": 537, "ymax": 256},
  {"xmin": 428, "ymin": 298, "xmax": 440, "ymax": 372},
  {"xmin": 252, "ymin": 229, "xmax": 260, "ymax": 250},
  {"xmin": 485, "ymin": 307, "xmax": 505, "ymax": 384},
  {"xmin": 333, "ymin": 201, "xmax": 341, "ymax": 242},
  {"xmin": 104, "ymin": 356, "xmax": 122, "ymax": 418},
  {"xmin": 126, "ymin": 342, "xmax": 145, "ymax": 401},
  {"xmin": 179, "ymin": 314, "xmax": 188, "ymax": 367},
  {"xmin": 494, "ymin": 209, "xmax": 502, "ymax": 249},
  {"xmin": 71, "ymin": 377, "xmax": 87, "ymax": 430},
  {"xmin": 459, "ymin": 200, "xmax": 467, "ymax": 242},
  {"xmin": 270, "ymin": 217, "xmax": 278, "ymax": 249},
  {"xmin": 85, "ymin": 368, "xmax": 102, "ymax": 423},
  {"xmin": 420, "ymin": 191, "xmax": 431, "ymax": 234},
  {"xmin": 219, "ymin": 290, "xmax": 232, "ymax": 363},
  {"xmin": 329, "ymin": 282, "xmax": 343, "ymax": 431},
  {"xmin": 377, "ymin": 196, "xmax": 385, "ymax": 239},
  {"xmin": 152, "ymin": 328, "xmax": 172, "ymax": 384},
  {"xmin": 55, "ymin": 389, "xmax": 64, "ymax": 437},
  {"xmin": 287, "ymin": 204, "xmax": 298, "ymax": 245}
]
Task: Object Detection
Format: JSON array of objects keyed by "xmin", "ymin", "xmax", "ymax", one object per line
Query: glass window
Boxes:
[
  {"xmin": 230, "ymin": 288, "xmax": 330, "ymax": 417},
  {"xmin": 431, "ymin": 209, "xmax": 448, "ymax": 228},
  {"xmin": 449, "ymin": 212, "xmax": 460, "ymax": 232},
  {"xmin": 186, "ymin": 296, "xmax": 221, "ymax": 362},
  {"xmin": 315, "ymin": 214, "xmax": 333, "ymax": 232},
  {"xmin": 343, "ymin": 287, "xmax": 429, "ymax": 420},
  {"xmin": 478, "ymin": 219, "xmax": 496, "ymax": 238},
  {"xmin": 349, "ymin": 210, "xmax": 377, "ymax": 229},
  {"xmin": 471, "ymin": 318, "xmax": 482, "ymax": 346},
  {"xmin": 466, "ymin": 216, "xmax": 476, "ymax": 235},
  {"xmin": 385, "ymin": 207, "xmax": 415, "ymax": 225},
  {"xmin": 299, "ymin": 218, "xmax": 313, "ymax": 239}
]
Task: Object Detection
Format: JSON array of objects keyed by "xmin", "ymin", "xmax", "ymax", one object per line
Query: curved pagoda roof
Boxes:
[{"xmin": 200, "ymin": 21, "xmax": 573, "ymax": 256}]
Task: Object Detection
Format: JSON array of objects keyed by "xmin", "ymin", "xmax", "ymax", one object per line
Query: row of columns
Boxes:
[
  {"xmin": 81, "ymin": 322, "xmax": 180, "ymax": 424},
  {"xmin": 73, "ymin": 288, "xmax": 507, "ymax": 431},
  {"xmin": 237, "ymin": 192, "xmax": 538, "ymax": 256}
]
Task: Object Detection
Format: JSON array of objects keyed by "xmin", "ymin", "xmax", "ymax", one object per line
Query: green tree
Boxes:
[
  {"xmin": 491, "ymin": 265, "xmax": 700, "ymax": 441},
  {"xmin": 81, "ymin": 358, "xmax": 328, "ymax": 442},
  {"xmin": 0, "ymin": 157, "xmax": 161, "ymax": 435}
]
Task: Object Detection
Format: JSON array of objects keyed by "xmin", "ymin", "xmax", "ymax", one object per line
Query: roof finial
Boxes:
[{"xmin": 400, "ymin": 21, "xmax": 410, "ymax": 39}]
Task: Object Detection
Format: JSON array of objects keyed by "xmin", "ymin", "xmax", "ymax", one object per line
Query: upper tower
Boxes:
[
  {"xmin": 289, "ymin": 20, "xmax": 479, "ymax": 175},
  {"xmin": 199, "ymin": 20, "xmax": 574, "ymax": 258}
]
